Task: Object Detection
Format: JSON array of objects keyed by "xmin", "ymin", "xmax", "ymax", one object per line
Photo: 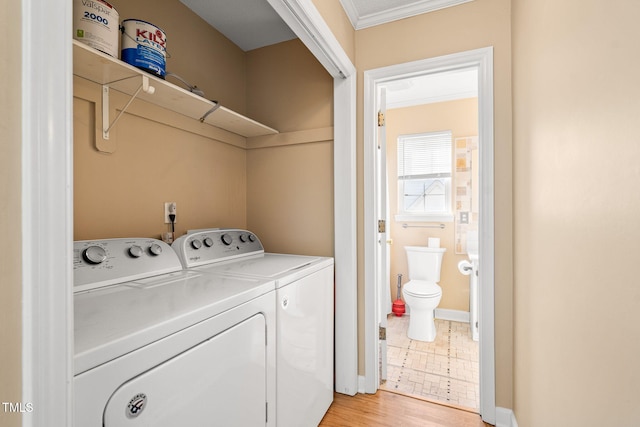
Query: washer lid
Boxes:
[
  {"xmin": 404, "ymin": 280, "xmax": 442, "ymax": 297},
  {"xmin": 194, "ymin": 253, "xmax": 333, "ymax": 288}
]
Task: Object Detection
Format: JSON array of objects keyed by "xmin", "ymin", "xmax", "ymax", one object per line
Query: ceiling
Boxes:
[
  {"xmin": 179, "ymin": 0, "xmax": 473, "ymax": 51},
  {"xmin": 381, "ymin": 68, "xmax": 478, "ymax": 109}
]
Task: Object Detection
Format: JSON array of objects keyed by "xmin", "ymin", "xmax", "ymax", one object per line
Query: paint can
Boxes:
[
  {"xmin": 73, "ymin": 0, "xmax": 120, "ymax": 58},
  {"xmin": 121, "ymin": 19, "xmax": 167, "ymax": 79}
]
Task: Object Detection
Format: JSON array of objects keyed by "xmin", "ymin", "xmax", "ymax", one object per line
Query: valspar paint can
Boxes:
[
  {"xmin": 121, "ymin": 19, "xmax": 167, "ymax": 79},
  {"xmin": 73, "ymin": 0, "xmax": 120, "ymax": 58}
]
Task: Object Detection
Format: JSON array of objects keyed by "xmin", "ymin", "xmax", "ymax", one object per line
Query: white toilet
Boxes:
[{"xmin": 402, "ymin": 246, "xmax": 446, "ymax": 342}]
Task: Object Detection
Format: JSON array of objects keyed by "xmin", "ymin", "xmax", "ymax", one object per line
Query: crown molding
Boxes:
[{"xmin": 340, "ymin": 0, "xmax": 474, "ymax": 30}]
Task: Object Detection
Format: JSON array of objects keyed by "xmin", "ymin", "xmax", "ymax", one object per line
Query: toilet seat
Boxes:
[{"xmin": 404, "ymin": 280, "xmax": 442, "ymax": 298}]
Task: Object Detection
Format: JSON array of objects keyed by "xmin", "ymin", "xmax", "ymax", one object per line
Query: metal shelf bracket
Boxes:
[{"xmin": 102, "ymin": 75, "xmax": 155, "ymax": 140}]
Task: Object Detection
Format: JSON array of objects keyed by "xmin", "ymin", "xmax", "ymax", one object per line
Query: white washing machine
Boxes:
[
  {"xmin": 73, "ymin": 237, "xmax": 276, "ymax": 426},
  {"xmin": 173, "ymin": 229, "xmax": 334, "ymax": 427}
]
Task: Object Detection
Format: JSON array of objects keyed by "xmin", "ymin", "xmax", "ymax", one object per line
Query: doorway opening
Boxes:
[
  {"xmin": 378, "ymin": 68, "xmax": 480, "ymax": 410},
  {"xmin": 363, "ymin": 47, "xmax": 495, "ymax": 424}
]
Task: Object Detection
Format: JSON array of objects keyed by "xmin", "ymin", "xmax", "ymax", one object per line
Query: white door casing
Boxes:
[{"xmin": 363, "ymin": 47, "xmax": 496, "ymax": 424}]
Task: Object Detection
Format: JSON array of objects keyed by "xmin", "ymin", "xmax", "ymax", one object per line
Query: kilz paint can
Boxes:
[
  {"xmin": 73, "ymin": 0, "xmax": 120, "ymax": 58},
  {"xmin": 121, "ymin": 19, "xmax": 167, "ymax": 79}
]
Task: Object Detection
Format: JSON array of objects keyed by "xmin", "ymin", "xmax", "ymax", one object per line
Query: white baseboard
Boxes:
[
  {"xmin": 435, "ymin": 308, "xmax": 470, "ymax": 323},
  {"xmin": 496, "ymin": 407, "xmax": 518, "ymax": 427},
  {"xmin": 358, "ymin": 375, "xmax": 366, "ymax": 394}
]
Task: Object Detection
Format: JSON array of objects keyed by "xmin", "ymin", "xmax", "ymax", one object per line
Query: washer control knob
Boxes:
[
  {"xmin": 190, "ymin": 239, "xmax": 202, "ymax": 250},
  {"xmin": 203, "ymin": 237, "xmax": 214, "ymax": 247},
  {"xmin": 83, "ymin": 246, "xmax": 107, "ymax": 265},
  {"xmin": 128, "ymin": 245, "xmax": 144, "ymax": 258},
  {"xmin": 221, "ymin": 234, "xmax": 233, "ymax": 246},
  {"xmin": 149, "ymin": 243, "xmax": 163, "ymax": 256},
  {"xmin": 248, "ymin": 234, "xmax": 256, "ymax": 242},
  {"xmin": 239, "ymin": 234, "xmax": 247, "ymax": 243}
]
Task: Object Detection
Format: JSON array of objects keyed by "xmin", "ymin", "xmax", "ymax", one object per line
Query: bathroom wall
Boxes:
[{"xmin": 387, "ymin": 98, "xmax": 478, "ymax": 312}]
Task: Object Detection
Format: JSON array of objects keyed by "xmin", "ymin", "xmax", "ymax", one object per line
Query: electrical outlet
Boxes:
[{"xmin": 164, "ymin": 202, "xmax": 177, "ymax": 224}]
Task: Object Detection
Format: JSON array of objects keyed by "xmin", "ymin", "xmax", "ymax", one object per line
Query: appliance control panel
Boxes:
[
  {"xmin": 73, "ymin": 238, "xmax": 183, "ymax": 293},
  {"xmin": 172, "ymin": 229, "xmax": 264, "ymax": 268}
]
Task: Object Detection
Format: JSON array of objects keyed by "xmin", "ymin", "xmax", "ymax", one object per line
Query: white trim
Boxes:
[
  {"xmin": 394, "ymin": 214, "xmax": 454, "ymax": 222},
  {"xmin": 267, "ymin": 0, "xmax": 353, "ymax": 78},
  {"xmin": 267, "ymin": 0, "xmax": 359, "ymax": 396},
  {"xmin": 332, "ymin": 73, "xmax": 359, "ymax": 395},
  {"xmin": 364, "ymin": 47, "xmax": 496, "ymax": 424},
  {"xmin": 496, "ymin": 407, "xmax": 519, "ymax": 427},
  {"xmin": 358, "ymin": 375, "xmax": 367, "ymax": 394},
  {"xmin": 435, "ymin": 308, "xmax": 470, "ymax": 323},
  {"xmin": 340, "ymin": 0, "xmax": 475, "ymax": 30},
  {"xmin": 22, "ymin": 0, "xmax": 74, "ymax": 425},
  {"xmin": 477, "ymin": 46, "xmax": 497, "ymax": 426}
]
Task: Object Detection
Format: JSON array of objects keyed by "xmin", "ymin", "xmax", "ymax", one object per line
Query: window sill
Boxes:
[{"xmin": 394, "ymin": 214, "xmax": 454, "ymax": 223}]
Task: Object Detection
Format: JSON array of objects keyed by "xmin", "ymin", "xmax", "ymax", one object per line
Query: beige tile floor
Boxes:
[{"xmin": 380, "ymin": 315, "xmax": 480, "ymax": 410}]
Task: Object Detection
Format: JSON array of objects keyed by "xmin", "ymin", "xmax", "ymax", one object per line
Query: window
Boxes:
[{"xmin": 397, "ymin": 131, "xmax": 453, "ymax": 221}]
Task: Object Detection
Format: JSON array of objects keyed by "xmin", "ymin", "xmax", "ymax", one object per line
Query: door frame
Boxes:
[
  {"xmin": 21, "ymin": 0, "xmax": 75, "ymax": 425},
  {"xmin": 265, "ymin": 0, "xmax": 359, "ymax": 396},
  {"xmin": 363, "ymin": 47, "xmax": 496, "ymax": 424}
]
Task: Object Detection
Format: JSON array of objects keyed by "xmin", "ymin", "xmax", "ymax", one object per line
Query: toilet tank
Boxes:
[{"xmin": 405, "ymin": 246, "xmax": 446, "ymax": 282}]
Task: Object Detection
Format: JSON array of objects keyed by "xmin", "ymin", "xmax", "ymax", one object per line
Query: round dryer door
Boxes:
[{"xmin": 103, "ymin": 314, "xmax": 266, "ymax": 426}]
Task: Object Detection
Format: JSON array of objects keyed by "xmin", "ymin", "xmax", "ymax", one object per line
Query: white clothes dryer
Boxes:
[
  {"xmin": 173, "ymin": 229, "xmax": 334, "ymax": 427},
  {"xmin": 73, "ymin": 237, "xmax": 276, "ymax": 426}
]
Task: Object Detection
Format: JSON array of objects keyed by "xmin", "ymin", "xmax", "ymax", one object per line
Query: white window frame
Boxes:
[{"xmin": 395, "ymin": 130, "xmax": 454, "ymax": 223}]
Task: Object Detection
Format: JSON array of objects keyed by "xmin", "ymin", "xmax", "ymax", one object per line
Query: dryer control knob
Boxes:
[
  {"xmin": 83, "ymin": 246, "xmax": 107, "ymax": 265},
  {"xmin": 221, "ymin": 234, "xmax": 233, "ymax": 246},
  {"xmin": 128, "ymin": 245, "xmax": 143, "ymax": 258},
  {"xmin": 149, "ymin": 243, "xmax": 163, "ymax": 256},
  {"xmin": 239, "ymin": 234, "xmax": 247, "ymax": 243},
  {"xmin": 248, "ymin": 234, "xmax": 256, "ymax": 242},
  {"xmin": 203, "ymin": 237, "xmax": 214, "ymax": 247},
  {"xmin": 190, "ymin": 239, "xmax": 202, "ymax": 250}
]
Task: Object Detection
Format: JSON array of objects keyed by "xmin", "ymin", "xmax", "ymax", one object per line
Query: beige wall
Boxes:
[
  {"xmin": 74, "ymin": 0, "xmax": 252, "ymax": 240},
  {"xmin": 74, "ymin": 4, "xmax": 335, "ymax": 254},
  {"xmin": 387, "ymin": 99, "xmax": 478, "ymax": 311},
  {"xmin": 73, "ymin": 79, "xmax": 249, "ymax": 240},
  {"xmin": 0, "ymin": 0, "xmax": 22, "ymax": 425},
  {"xmin": 246, "ymin": 39, "xmax": 333, "ymax": 132},
  {"xmin": 111, "ymin": 0, "xmax": 247, "ymax": 114},
  {"xmin": 246, "ymin": 40, "xmax": 334, "ymax": 257},
  {"xmin": 354, "ymin": 0, "xmax": 513, "ymax": 408},
  {"xmin": 512, "ymin": 1, "xmax": 640, "ymax": 425}
]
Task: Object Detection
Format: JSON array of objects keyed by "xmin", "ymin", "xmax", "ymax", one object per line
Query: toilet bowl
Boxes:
[{"xmin": 402, "ymin": 246, "xmax": 446, "ymax": 342}]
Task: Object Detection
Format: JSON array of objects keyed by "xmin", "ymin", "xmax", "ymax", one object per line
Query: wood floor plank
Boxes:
[{"xmin": 319, "ymin": 391, "xmax": 491, "ymax": 427}]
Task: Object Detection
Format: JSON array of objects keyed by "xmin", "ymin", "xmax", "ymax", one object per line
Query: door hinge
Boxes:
[
  {"xmin": 378, "ymin": 220, "xmax": 386, "ymax": 233},
  {"xmin": 378, "ymin": 111, "xmax": 385, "ymax": 126},
  {"xmin": 379, "ymin": 326, "xmax": 387, "ymax": 340}
]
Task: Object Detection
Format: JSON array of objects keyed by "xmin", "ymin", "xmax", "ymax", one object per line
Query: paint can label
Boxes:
[
  {"xmin": 121, "ymin": 19, "xmax": 167, "ymax": 78},
  {"xmin": 73, "ymin": 0, "xmax": 120, "ymax": 58}
]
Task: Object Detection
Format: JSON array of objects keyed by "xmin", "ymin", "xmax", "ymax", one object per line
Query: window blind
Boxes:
[{"xmin": 398, "ymin": 131, "xmax": 452, "ymax": 180}]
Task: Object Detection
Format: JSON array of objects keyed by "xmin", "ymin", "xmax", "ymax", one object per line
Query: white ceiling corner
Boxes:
[{"xmin": 339, "ymin": 0, "xmax": 475, "ymax": 30}]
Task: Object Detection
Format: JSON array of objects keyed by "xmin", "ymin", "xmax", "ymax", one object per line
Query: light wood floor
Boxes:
[{"xmin": 319, "ymin": 390, "xmax": 491, "ymax": 427}]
